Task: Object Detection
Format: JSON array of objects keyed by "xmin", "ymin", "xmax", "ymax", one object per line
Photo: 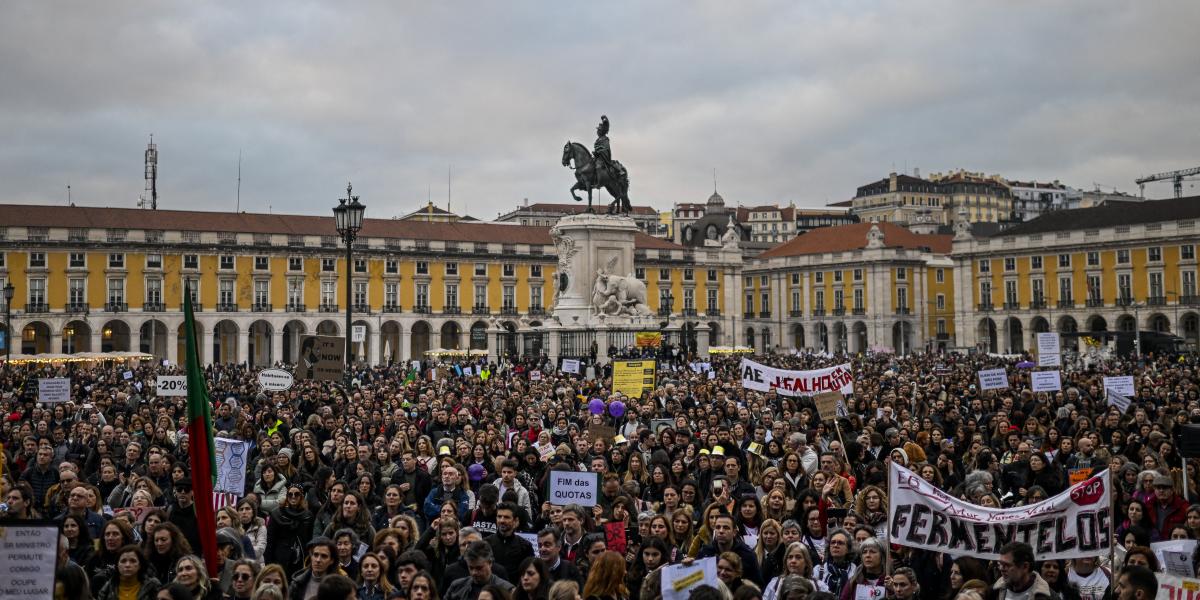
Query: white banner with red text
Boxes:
[
  {"xmin": 739, "ymin": 358, "xmax": 854, "ymax": 396},
  {"xmin": 888, "ymin": 462, "xmax": 1112, "ymax": 560}
]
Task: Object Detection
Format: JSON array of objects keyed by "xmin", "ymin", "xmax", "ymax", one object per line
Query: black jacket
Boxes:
[
  {"xmin": 486, "ymin": 531, "xmax": 534, "ymax": 583},
  {"xmin": 696, "ymin": 539, "xmax": 763, "ymax": 587},
  {"xmin": 267, "ymin": 505, "xmax": 315, "ymax": 576},
  {"xmin": 547, "ymin": 557, "xmax": 584, "ymax": 586}
]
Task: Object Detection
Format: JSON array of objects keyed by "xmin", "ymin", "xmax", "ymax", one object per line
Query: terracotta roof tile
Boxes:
[{"xmin": 757, "ymin": 222, "xmax": 951, "ymax": 258}]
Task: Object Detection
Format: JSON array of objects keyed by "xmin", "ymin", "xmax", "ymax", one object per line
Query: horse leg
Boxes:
[
  {"xmin": 570, "ymin": 181, "xmax": 583, "ymax": 203},
  {"xmin": 586, "ymin": 187, "xmax": 594, "ymax": 213}
]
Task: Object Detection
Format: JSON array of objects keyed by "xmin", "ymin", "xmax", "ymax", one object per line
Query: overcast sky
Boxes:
[{"xmin": 2, "ymin": 2, "xmax": 1198, "ymax": 220}]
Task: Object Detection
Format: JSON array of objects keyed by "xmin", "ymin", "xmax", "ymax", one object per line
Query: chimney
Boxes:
[
  {"xmin": 913, "ymin": 167, "xmax": 920, "ymax": 179},
  {"xmin": 523, "ymin": 197, "xmax": 529, "ymax": 207},
  {"xmin": 889, "ymin": 172, "xmax": 898, "ymax": 192}
]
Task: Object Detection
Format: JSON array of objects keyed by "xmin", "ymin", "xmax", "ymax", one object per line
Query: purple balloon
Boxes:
[
  {"xmin": 608, "ymin": 400, "xmax": 626, "ymax": 418},
  {"xmin": 589, "ymin": 398, "xmax": 606, "ymax": 415}
]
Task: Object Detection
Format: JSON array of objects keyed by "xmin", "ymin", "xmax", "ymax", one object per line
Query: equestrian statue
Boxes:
[{"xmin": 562, "ymin": 115, "xmax": 632, "ymax": 214}]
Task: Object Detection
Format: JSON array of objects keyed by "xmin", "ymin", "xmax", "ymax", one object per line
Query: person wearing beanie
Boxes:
[{"xmin": 215, "ymin": 526, "xmax": 245, "ymax": 595}]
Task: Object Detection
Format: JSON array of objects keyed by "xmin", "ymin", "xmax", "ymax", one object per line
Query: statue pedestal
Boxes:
[{"xmin": 550, "ymin": 213, "xmax": 647, "ymax": 327}]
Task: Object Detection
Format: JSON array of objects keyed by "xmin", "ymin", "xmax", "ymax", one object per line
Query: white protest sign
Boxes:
[
  {"xmin": 977, "ymin": 368, "xmax": 1010, "ymax": 390},
  {"xmin": 156, "ymin": 376, "xmax": 188, "ymax": 397},
  {"xmin": 661, "ymin": 557, "xmax": 718, "ymax": 600},
  {"xmin": 1036, "ymin": 333, "xmax": 1061, "ymax": 367},
  {"xmin": 561, "ymin": 359, "xmax": 580, "ymax": 374},
  {"xmin": 1156, "ymin": 573, "xmax": 1200, "ymax": 600},
  {"xmin": 1153, "ymin": 540, "xmax": 1199, "ymax": 578},
  {"xmin": 214, "ymin": 437, "xmax": 251, "ymax": 496},
  {"xmin": 1031, "ymin": 370, "xmax": 1062, "ymax": 393},
  {"xmin": 856, "ymin": 586, "xmax": 887, "ymax": 600},
  {"xmin": 530, "ymin": 370, "xmax": 542, "ymax": 381},
  {"xmin": 0, "ymin": 522, "xmax": 59, "ymax": 600},
  {"xmin": 38, "ymin": 377, "xmax": 71, "ymax": 403},
  {"xmin": 257, "ymin": 368, "xmax": 295, "ymax": 392},
  {"xmin": 547, "ymin": 471, "xmax": 598, "ymax": 507},
  {"xmin": 122, "ymin": 370, "xmax": 133, "ymax": 380},
  {"xmin": 739, "ymin": 358, "xmax": 854, "ymax": 396},
  {"xmin": 352, "ymin": 325, "xmax": 366, "ymax": 343},
  {"xmin": 1104, "ymin": 376, "xmax": 1136, "ymax": 397}
]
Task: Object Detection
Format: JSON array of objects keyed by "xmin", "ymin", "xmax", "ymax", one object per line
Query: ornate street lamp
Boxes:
[
  {"xmin": 3, "ymin": 282, "xmax": 14, "ymax": 368},
  {"xmin": 334, "ymin": 183, "xmax": 365, "ymax": 385}
]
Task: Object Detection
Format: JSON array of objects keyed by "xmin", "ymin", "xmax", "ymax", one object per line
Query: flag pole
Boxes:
[
  {"xmin": 1108, "ymin": 467, "xmax": 1116, "ymax": 572},
  {"xmin": 183, "ymin": 284, "xmax": 220, "ymax": 577}
]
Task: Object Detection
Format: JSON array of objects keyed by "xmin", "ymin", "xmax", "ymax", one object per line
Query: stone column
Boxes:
[
  {"xmin": 486, "ymin": 327, "xmax": 499, "ymax": 365},
  {"xmin": 130, "ymin": 328, "xmax": 142, "ymax": 355},
  {"xmin": 49, "ymin": 329, "xmax": 63, "ymax": 354},
  {"xmin": 166, "ymin": 327, "xmax": 179, "ymax": 365},
  {"xmin": 595, "ymin": 325, "xmax": 611, "ymax": 367},
  {"xmin": 696, "ymin": 323, "xmax": 711, "ymax": 357},
  {"xmin": 91, "ymin": 330, "xmax": 104, "ymax": 354},
  {"xmin": 236, "ymin": 330, "xmax": 250, "ymax": 367},
  {"xmin": 399, "ymin": 330, "xmax": 412, "ymax": 364},
  {"xmin": 546, "ymin": 323, "xmax": 561, "ymax": 365},
  {"xmin": 271, "ymin": 331, "xmax": 284, "ymax": 367},
  {"xmin": 202, "ymin": 329, "xmax": 214, "ymax": 365}
]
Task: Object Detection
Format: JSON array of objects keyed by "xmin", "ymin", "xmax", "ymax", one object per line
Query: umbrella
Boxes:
[{"xmin": 382, "ymin": 339, "xmax": 392, "ymax": 363}]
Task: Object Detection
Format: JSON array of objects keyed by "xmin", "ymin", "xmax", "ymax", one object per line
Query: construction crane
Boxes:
[{"xmin": 1135, "ymin": 165, "xmax": 1200, "ymax": 199}]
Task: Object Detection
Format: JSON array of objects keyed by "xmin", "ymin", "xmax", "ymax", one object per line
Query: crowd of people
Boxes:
[{"xmin": 1, "ymin": 344, "xmax": 1196, "ymax": 600}]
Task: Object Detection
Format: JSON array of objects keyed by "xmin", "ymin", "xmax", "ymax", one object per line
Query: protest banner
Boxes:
[
  {"xmin": 888, "ymin": 462, "xmax": 1111, "ymax": 560},
  {"xmin": 636, "ymin": 331, "xmax": 662, "ymax": 348},
  {"xmin": 605, "ymin": 521, "xmax": 627, "ymax": 553},
  {"xmin": 1155, "ymin": 573, "xmax": 1200, "ymax": 600},
  {"xmin": 547, "ymin": 471, "xmax": 598, "ymax": 507},
  {"xmin": 258, "ymin": 368, "xmax": 295, "ymax": 392},
  {"xmin": 739, "ymin": 358, "xmax": 854, "ymax": 396},
  {"xmin": 352, "ymin": 325, "xmax": 366, "ymax": 343},
  {"xmin": 37, "ymin": 377, "xmax": 70, "ymax": 403},
  {"xmin": 0, "ymin": 520, "xmax": 59, "ymax": 600},
  {"xmin": 1036, "ymin": 333, "xmax": 1061, "ymax": 367},
  {"xmin": 977, "ymin": 368, "xmax": 1010, "ymax": 391},
  {"xmin": 561, "ymin": 359, "xmax": 580, "ymax": 374},
  {"xmin": 1069, "ymin": 467, "xmax": 1094, "ymax": 486},
  {"xmin": 156, "ymin": 375, "xmax": 188, "ymax": 396},
  {"xmin": 294, "ymin": 335, "xmax": 346, "ymax": 381},
  {"xmin": 813, "ymin": 391, "xmax": 844, "ymax": 420},
  {"xmin": 613, "ymin": 360, "xmax": 655, "ymax": 398},
  {"xmin": 1031, "ymin": 370, "xmax": 1062, "ymax": 392},
  {"xmin": 855, "ymin": 586, "xmax": 887, "ymax": 600},
  {"xmin": 214, "ymin": 437, "xmax": 251, "ymax": 496},
  {"xmin": 1104, "ymin": 376, "xmax": 1136, "ymax": 397},
  {"xmin": 661, "ymin": 557, "xmax": 719, "ymax": 600},
  {"xmin": 1153, "ymin": 540, "xmax": 1200, "ymax": 578}
]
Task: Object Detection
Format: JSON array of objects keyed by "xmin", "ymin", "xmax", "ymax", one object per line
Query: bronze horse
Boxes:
[{"xmin": 562, "ymin": 141, "xmax": 631, "ymax": 214}]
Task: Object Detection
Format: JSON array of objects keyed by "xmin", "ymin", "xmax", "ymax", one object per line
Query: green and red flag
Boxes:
[{"xmin": 183, "ymin": 284, "xmax": 220, "ymax": 576}]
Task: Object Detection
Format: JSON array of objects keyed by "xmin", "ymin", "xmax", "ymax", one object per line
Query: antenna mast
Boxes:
[
  {"xmin": 237, "ymin": 150, "xmax": 242, "ymax": 212},
  {"xmin": 142, "ymin": 135, "xmax": 158, "ymax": 209}
]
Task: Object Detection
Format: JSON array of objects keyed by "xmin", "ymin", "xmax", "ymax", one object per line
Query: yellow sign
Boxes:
[
  {"xmin": 613, "ymin": 360, "xmax": 656, "ymax": 398},
  {"xmin": 635, "ymin": 332, "xmax": 662, "ymax": 348}
]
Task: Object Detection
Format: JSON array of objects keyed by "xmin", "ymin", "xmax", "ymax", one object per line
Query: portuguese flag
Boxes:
[{"xmin": 183, "ymin": 285, "xmax": 220, "ymax": 576}]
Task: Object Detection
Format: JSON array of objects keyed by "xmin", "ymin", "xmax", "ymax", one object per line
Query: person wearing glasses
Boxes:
[
  {"xmin": 267, "ymin": 483, "xmax": 316, "ymax": 577},
  {"xmin": 225, "ymin": 559, "xmax": 261, "ymax": 600}
]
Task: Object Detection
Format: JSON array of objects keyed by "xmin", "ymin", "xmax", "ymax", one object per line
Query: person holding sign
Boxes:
[{"xmin": 837, "ymin": 537, "xmax": 886, "ymax": 600}]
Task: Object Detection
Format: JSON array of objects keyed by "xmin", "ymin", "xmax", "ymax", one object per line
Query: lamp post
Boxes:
[
  {"xmin": 3, "ymin": 282, "xmax": 14, "ymax": 368},
  {"xmin": 333, "ymin": 183, "xmax": 365, "ymax": 386}
]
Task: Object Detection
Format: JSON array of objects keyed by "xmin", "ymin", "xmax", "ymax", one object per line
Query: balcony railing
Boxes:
[
  {"xmin": 472, "ymin": 305, "xmax": 490, "ymax": 315},
  {"xmin": 142, "ymin": 302, "xmax": 163, "ymax": 313},
  {"xmin": 1003, "ymin": 302, "xmax": 1020, "ymax": 310},
  {"xmin": 414, "ymin": 305, "xmax": 432, "ymax": 314},
  {"xmin": 105, "ymin": 302, "xmax": 128, "ymax": 312},
  {"xmin": 1086, "ymin": 298, "xmax": 1104, "ymax": 308},
  {"xmin": 853, "ymin": 307, "xmax": 866, "ymax": 315},
  {"xmin": 319, "ymin": 303, "xmax": 339, "ymax": 313},
  {"xmin": 286, "ymin": 303, "xmax": 307, "ymax": 312},
  {"xmin": 381, "ymin": 304, "xmax": 400, "ymax": 313},
  {"xmin": 1117, "ymin": 296, "xmax": 1134, "ymax": 307},
  {"xmin": 978, "ymin": 303, "xmax": 994, "ymax": 312},
  {"xmin": 529, "ymin": 306, "xmax": 546, "ymax": 316},
  {"xmin": 660, "ymin": 308, "xmax": 674, "ymax": 317},
  {"xmin": 442, "ymin": 305, "xmax": 462, "ymax": 315},
  {"xmin": 252, "ymin": 303, "xmax": 273, "ymax": 312},
  {"xmin": 1147, "ymin": 296, "xmax": 1167, "ymax": 306},
  {"xmin": 706, "ymin": 309, "xmax": 721, "ymax": 317},
  {"xmin": 832, "ymin": 307, "xmax": 846, "ymax": 316},
  {"xmin": 352, "ymin": 303, "xmax": 372, "ymax": 314},
  {"xmin": 895, "ymin": 307, "xmax": 910, "ymax": 315},
  {"xmin": 1056, "ymin": 299, "xmax": 1074, "ymax": 309},
  {"xmin": 24, "ymin": 302, "xmax": 49, "ymax": 314},
  {"xmin": 682, "ymin": 308, "xmax": 698, "ymax": 317},
  {"xmin": 500, "ymin": 306, "xmax": 518, "ymax": 316},
  {"xmin": 759, "ymin": 311, "xmax": 771, "ymax": 318},
  {"xmin": 812, "ymin": 308, "xmax": 826, "ymax": 317},
  {"xmin": 1182, "ymin": 295, "xmax": 1200, "ymax": 306},
  {"xmin": 66, "ymin": 302, "xmax": 90, "ymax": 314},
  {"xmin": 216, "ymin": 302, "xmax": 238, "ymax": 312},
  {"xmin": 790, "ymin": 310, "xmax": 802, "ymax": 318},
  {"xmin": 1029, "ymin": 299, "xmax": 1047, "ymax": 309},
  {"xmin": 743, "ymin": 311, "xmax": 755, "ymax": 319}
]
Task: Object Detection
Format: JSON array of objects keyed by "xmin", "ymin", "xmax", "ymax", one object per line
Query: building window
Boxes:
[
  {"xmin": 854, "ymin": 288, "xmax": 864, "ymax": 310},
  {"xmin": 1149, "ymin": 247, "xmax": 1162, "ymax": 263},
  {"xmin": 684, "ymin": 268, "xmax": 694, "ymax": 281},
  {"xmin": 69, "ymin": 278, "xmax": 86, "ymax": 305},
  {"xmin": 502, "ymin": 285, "xmax": 515, "ymax": 309},
  {"xmin": 385, "ymin": 259, "xmax": 398, "ymax": 274},
  {"xmin": 475, "ymin": 263, "xmax": 488, "ymax": 277},
  {"xmin": 896, "ymin": 268, "xmax": 906, "ymax": 281},
  {"xmin": 708, "ymin": 269, "xmax": 718, "ymax": 282},
  {"xmin": 384, "ymin": 282, "xmax": 398, "ymax": 307},
  {"xmin": 255, "ymin": 280, "xmax": 270, "ymax": 305},
  {"xmin": 183, "ymin": 277, "xmax": 200, "ymax": 303},
  {"xmin": 1118, "ymin": 274, "xmax": 1132, "ymax": 302},
  {"xmin": 108, "ymin": 278, "xmax": 125, "ymax": 304},
  {"xmin": 219, "ymin": 255, "xmax": 234, "ymax": 270},
  {"xmin": 1005, "ymin": 280, "xmax": 1018, "ymax": 305},
  {"xmin": 896, "ymin": 288, "xmax": 908, "ymax": 311},
  {"xmin": 815, "ymin": 290, "xmax": 825, "ymax": 311},
  {"xmin": 288, "ymin": 257, "xmax": 303, "ymax": 272},
  {"xmin": 833, "ymin": 270, "xmax": 843, "ymax": 283},
  {"xmin": 636, "ymin": 268, "xmax": 645, "ymax": 280},
  {"xmin": 1086, "ymin": 275, "xmax": 1100, "ymax": 301},
  {"xmin": 1116, "ymin": 249, "xmax": 1130, "ymax": 264},
  {"xmin": 441, "ymin": 283, "xmax": 457, "ymax": 308},
  {"xmin": 499, "ymin": 263, "xmax": 513, "ymax": 278},
  {"xmin": 107, "ymin": 253, "xmax": 123, "ymax": 269},
  {"xmin": 761, "ymin": 292, "xmax": 770, "ymax": 312},
  {"xmin": 413, "ymin": 283, "xmax": 429, "ymax": 308},
  {"xmin": 1058, "ymin": 254, "xmax": 1070, "ymax": 268},
  {"xmin": 530, "ymin": 285, "xmax": 542, "ymax": 309},
  {"xmin": 530, "ymin": 264, "xmax": 542, "ymax": 278},
  {"xmin": 321, "ymin": 258, "xmax": 336, "ymax": 272},
  {"xmin": 980, "ymin": 281, "xmax": 992, "ymax": 303},
  {"xmin": 288, "ymin": 279, "xmax": 304, "ymax": 306},
  {"xmin": 937, "ymin": 319, "xmax": 947, "ymax": 335},
  {"xmin": 1149, "ymin": 272, "xmax": 1164, "ymax": 298},
  {"xmin": 1183, "ymin": 245, "xmax": 1196, "ymax": 260},
  {"xmin": 69, "ymin": 253, "xmax": 86, "ymax": 268},
  {"xmin": 791, "ymin": 290, "xmax": 801, "ymax": 311},
  {"xmin": 791, "ymin": 273, "xmax": 800, "ymax": 286},
  {"xmin": 855, "ymin": 268, "xmax": 864, "ymax": 281},
  {"xmin": 354, "ymin": 258, "xmax": 367, "ymax": 273},
  {"xmin": 1183, "ymin": 271, "xmax": 1196, "ymax": 297},
  {"xmin": 146, "ymin": 253, "xmax": 162, "ymax": 269},
  {"xmin": 474, "ymin": 284, "xmax": 488, "ymax": 307},
  {"xmin": 936, "ymin": 294, "xmax": 945, "ymax": 310},
  {"xmin": 1032, "ymin": 255, "xmax": 1045, "ymax": 270},
  {"xmin": 815, "ymin": 272, "xmax": 824, "ymax": 283},
  {"xmin": 184, "ymin": 254, "xmax": 199, "ymax": 269},
  {"xmin": 219, "ymin": 280, "xmax": 234, "ymax": 305},
  {"xmin": 353, "ymin": 281, "xmax": 367, "ymax": 306},
  {"xmin": 320, "ymin": 280, "xmax": 335, "ymax": 306},
  {"xmin": 413, "ymin": 261, "xmax": 427, "ymax": 275},
  {"xmin": 833, "ymin": 289, "xmax": 844, "ymax": 309},
  {"xmin": 978, "ymin": 259, "xmax": 990, "ymax": 273},
  {"xmin": 745, "ymin": 292, "xmax": 754, "ymax": 312},
  {"xmin": 660, "ymin": 268, "xmax": 671, "ymax": 281},
  {"xmin": 1085, "ymin": 252, "xmax": 1098, "ymax": 267},
  {"xmin": 1004, "ymin": 257, "xmax": 1016, "ymax": 272},
  {"xmin": 1058, "ymin": 276, "xmax": 1072, "ymax": 302},
  {"xmin": 707, "ymin": 288, "xmax": 718, "ymax": 311},
  {"xmin": 146, "ymin": 278, "xmax": 162, "ymax": 304},
  {"xmin": 446, "ymin": 262, "xmax": 459, "ymax": 276},
  {"xmin": 29, "ymin": 278, "xmax": 46, "ymax": 305},
  {"xmin": 683, "ymin": 288, "xmax": 694, "ymax": 310},
  {"xmin": 254, "ymin": 256, "xmax": 269, "ymax": 271}
]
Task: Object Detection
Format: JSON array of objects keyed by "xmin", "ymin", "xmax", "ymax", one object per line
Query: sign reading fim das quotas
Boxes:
[{"xmin": 294, "ymin": 335, "xmax": 346, "ymax": 382}]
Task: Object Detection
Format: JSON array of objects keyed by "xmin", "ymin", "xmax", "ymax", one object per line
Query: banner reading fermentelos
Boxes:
[
  {"xmin": 888, "ymin": 462, "xmax": 1112, "ymax": 560},
  {"xmin": 739, "ymin": 358, "xmax": 854, "ymax": 396}
]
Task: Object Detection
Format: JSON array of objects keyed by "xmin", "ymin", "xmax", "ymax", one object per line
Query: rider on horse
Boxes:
[{"xmin": 594, "ymin": 115, "xmax": 626, "ymax": 189}]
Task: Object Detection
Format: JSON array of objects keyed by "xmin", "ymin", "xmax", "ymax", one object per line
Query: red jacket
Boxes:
[{"xmin": 1147, "ymin": 493, "xmax": 1190, "ymax": 538}]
